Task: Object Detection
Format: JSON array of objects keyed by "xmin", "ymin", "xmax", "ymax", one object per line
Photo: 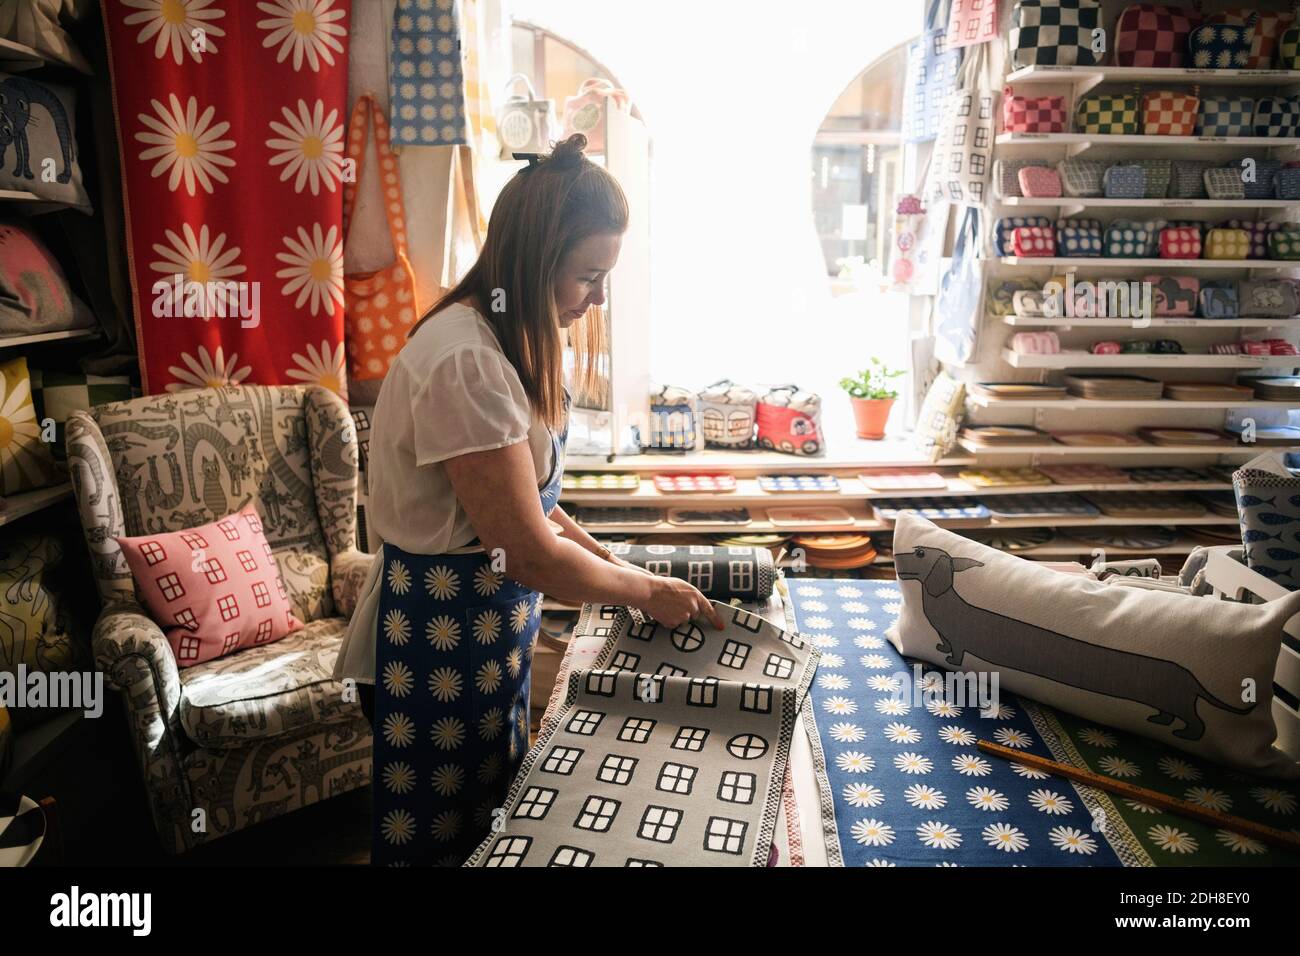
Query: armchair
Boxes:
[{"xmin": 66, "ymin": 385, "xmax": 375, "ymax": 853}]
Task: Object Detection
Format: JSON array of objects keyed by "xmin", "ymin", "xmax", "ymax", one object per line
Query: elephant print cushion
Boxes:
[
  {"xmin": 888, "ymin": 513, "xmax": 1300, "ymax": 777},
  {"xmin": 116, "ymin": 505, "xmax": 304, "ymax": 667},
  {"xmin": 0, "ymin": 534, "xmax": 79, "ymax": 674},
  {"xmin": 465, "ymin": 602, "xmax": 818, "ymax": 867},
  {"xmin": 0, "ymin": 72, "xmax": 91, "ymax": 210}
]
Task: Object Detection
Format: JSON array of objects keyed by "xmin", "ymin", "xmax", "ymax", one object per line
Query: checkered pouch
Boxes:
[
  {"xmin": 1159, "ymin": 226, "xmax": 1201, "ymax": 259},
  {"xmin": 1282, "ymin": 25, "xmax": 1300, "ymax": 69},
  {"xmin": 1018, "ymin": 165, "xmax": 1062, "ymax": 197},
  {"xmin": 994, "ymin": 216, "xmax": 1051, "ymax": 257},
  {"xmin": 1074, "ymin": 91, "xmax": 1139, "ymax": 134},
  {"xmin": 1002, "ymin": 88, "xmax": 1067, "ymax": 133},
  {"xmin": 1142, "ymin": 90, "xmax": 1198, "ymax": 136},
  {"xmin": 1204, "ymin": 227, "xmax": 1251, "ymax": 260},
  {"xmin": 1114, "ymin": 4, "xmax": 1200, "ymax": 66},
  {"xmin": 1195, "ymin": 96, "xmax": 1254, "ymax": 137},
  {"xmin": 1269, "ymin": 229, "xmax": 1300, "ymax": 260},
  {"xmin": 1010, "ymin": 225, "xmax": 1057, "ymax": 257},
  {"xmin": 1187, "ymin": 22, "xmax": 1253, "ymax": 69},
  {"xmin": 1103, "ymin": 164, "xmax": 1145, "ymax": 199},
  {"xmin": 1104, "ymin": 220, "xmax": 1152, "ymax": 258},
  {"xmin": 1254, "ymin": 96, "xmax": 1300, "ymax": 138},
  {"xmin": 1058, "ymin": 159, "xmax": 1106, "ymax": 197},
  {"xmin": 1226, "ymin": 219, "xmax": 1283, "ymax": 259},
  {"xmin": 1132, "ymin": 158, "xmax": 1172, "ymax": 198},
  {"xmin": 1276, "ymin": 167, "xmax": 1300, "ymax": 200},
  {"xmin": 995, "ymin": 159, "xmax": 1048, "ymax": 198},
  {"xmin": 1198, "ymin": 280, "xmax": 1238, "ymax": 318},
  {"xmin": 1009, "ymin": 0, "xmax": 1103, "ymax": 68},
  {"xmin": 1171, "ymin": 160, "xmax": 1213, "ymax": 198},
  {"xmin": 1056, "ymin": 219, "xmax": 1103, "ymax": 256},
  {"xmin": 1203, "ymin": 167, "xmax": 1245, "ymax": 200}
]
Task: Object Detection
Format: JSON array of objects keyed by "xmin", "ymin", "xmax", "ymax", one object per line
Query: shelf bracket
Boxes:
[
  {"xmin": 1075, "ymin": 73, "xmax": 1106, "ymax": 97},
  {"xmin": 1066, "ymin": 142, "xmax": 1091, "ymax": 158}
]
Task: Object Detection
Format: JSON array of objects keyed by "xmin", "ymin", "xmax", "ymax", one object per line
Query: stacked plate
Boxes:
[
  {"xmin": 1064, "ymin": 375, "xmax": 1163, "ymax": 400},
  {"xmin": 1050, "ymin": 431, "xmax": 1145, "ymax": 447},
  {"xmin": 1228, "ymin": 425, "xmax": 1300, "ymax": 445},
  {"xmin": 666, "ymin": 507, "xmax": 750, "ymax": 526},
  {"xmin": 717, "ymin": 533, "xmax": 790, "ymax": 555},
  {"xmin": 982, "ymin": 493, "xmax": 1099, "ymax": 518},
  {"xmin": 790, "ymin": 533, "xmax": 878, "ymax": 570},
  {"xmin": 757, "ymin": 474, "xmax": 840, "ymax": 493},
  {"xmin": 1062, "ymin": 526, "xmax": 1178, "ymax": 550},
  {"xmin": 1136, "ymin": 427, "xmax": 1232, "ymax": 447},
  {"xmin": 1245, "ymin": 377, "xmax": 1300, "ymax": 401},
  {"xmin": 964, "ymin": 527, "xmax": 1053, "ymax": 551},
  {"xmin": 970, "ymin": 382, "xmax": 1068, "ymax": 401},
  {"xmin": 960, "ymin": 426, "xmax": 1049, "ymax": 447},
  {"xmin": 562, "ymin": 472, "xmax": 640, "ymax": 492},
  {"xmin": 872, "ymin": 497, "xmax": 992, "ymax": 521},
  {"xmin": 653, "ymin": 473, "xmax": 736, "ymax": 493},
  {"xmin": 1193, "ymin": 491, "xmax": 1239, "ymax": 517},
  {"xmin": 1126, "ymin": 466, "xmax": 1221, "ymax": 483},
  {"xmin": 767, "ymin": 506, "xmax": 857, "ymax": 528},
  {"xmin": 958, "ymin": 467, "xmax": 1052, "ymax": 487},
  {"xmin": 1183, "ymin": 526, "xmax": 1243, "ymax": 545},
  {"xmin": 1037, "ymin": 463, "xmax": 1132, "ymax": 484},
  {"xmin": 1083, "ymin": 492, "xmax": 1208, "ymax": 518},
  {"xmin": 1164, "ymin": 382, "xmax": 1254, "ymax": 402},
  {"xmin": 574, "ymin": 506, "xmax": 665, "ymax": 527},
  {"xmin": 859, "ymin": 470, "xmax": 947, "ymax": 491}
]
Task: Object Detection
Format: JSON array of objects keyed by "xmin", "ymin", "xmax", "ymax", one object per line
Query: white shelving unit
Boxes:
[
  {"xmin": 1001, "ymin": 348, "xmax": 1300, "ymax": 369},
  {"xmin": 1004, "ymin": 64, "xmax": 1300, "ymax": 91},
  {"xmin": 1000, "ymin": 314, "xmax": 1295, "ymax": 328},
  {"xmin": 999, "ymin": 256, "xmax": 1294, "ymax": 270}
]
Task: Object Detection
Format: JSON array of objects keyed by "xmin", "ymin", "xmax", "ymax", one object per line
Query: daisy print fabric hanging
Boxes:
[{"xmin": 104, "ymin": 0, "xmax": 351, "ymax": 398}]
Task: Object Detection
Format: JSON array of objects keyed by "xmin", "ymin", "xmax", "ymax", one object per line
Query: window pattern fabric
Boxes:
[
  {"xmin": 465, "ymin": 603, "xmax": 819, "ymax": 866},
  {"xmin": 604, "ymin": 544, "xmax": 776, "ymax": 602}
]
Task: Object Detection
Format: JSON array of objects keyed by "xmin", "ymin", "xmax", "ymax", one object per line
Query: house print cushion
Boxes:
[{"xmin": 116, "ymin": 505, "xmax": 304, "ymax": 667}]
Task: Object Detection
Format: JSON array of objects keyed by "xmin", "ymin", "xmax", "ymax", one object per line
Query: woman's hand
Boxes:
[{"xmin": 638, "ymin": 575, "xmax": 725, "ymax": 630}]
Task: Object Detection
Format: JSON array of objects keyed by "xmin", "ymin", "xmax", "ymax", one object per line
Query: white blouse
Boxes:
[{"xmin": 366, "ymin": 302, "xmax": 557, "ymax": 555}]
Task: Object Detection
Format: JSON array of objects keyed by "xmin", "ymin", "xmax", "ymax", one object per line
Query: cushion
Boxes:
[
  {"xmin": 1058, "ymin": 159, "xmax": 1105, "ymax": 197},
  {"xmin": 1204, "ymin": 228, "xmax": 1251, "ymax": 260},
  {"xmin": 1226, "ymin": 218, "xmax": 1283, "ymax": 259},
  {"xmin": 1002, "ymin": 90, "xmax": 1066, "ymax": 133},
  {"xmin": 994, "ymin": 216, "xmax": 1051, "ymax": 257},
  {"xmin": 887, "ymin": 513, "xmax": 1300, "ymax": 777},
  {"xmin": 1171, "ymin": 160, "xmax": 1213, "ymax": 199},
  {"xmin": 987, "ymin": 277, "xmax": 1039, "ymax": 316},
  {"xmin": 1074, "ymin": 92, "xmax": 1138, "ymax": 134},
  {"xmin": 1204, "ymin": 167, "xmax": 1245, "ymax": 200},
  {"xmin": 1142, "ymin": 90, "xmax": 1197, "ymax": 136},
  {"xmin": 1103, "ymin": 164, "xmax": 1144, "ymax": 199},
  {"xmin": 1240, "ymin": 279, "xmax": 1300, "ymax": 318},
  {"xmin": 0, "ymin": 222, "xmax": 96, "ymax": 336},
  {"xmin": 1276, "ymin": 167, "xmax": 1300, "ymax": 200},
  {"xmin": 1017, "ymin": 166, "xmax": 1061, "ymax": 198},
  {"xmin": 1198, "ymin": 280, "xmax": 1238, "ymax": 318},
  {"xmin": 0, "ymin": 73, "xmax": 91, "ymax": 211},
  {"xmin": 1195, "ymin": 96, "xmax": 1254, "ymax": 138},
  {"xmin": 177, "ymin": 617, "xmax": 356, "ymax": 748},
  {"xmin": 1187, "ymin": 21, "xmax": 1253, "ymax": 69},
  {"xmin": 1010, "ymin": 225, "xmax": 1056, "ymax": 256},
  {"xmin": 1009, "ymin": 0, "xmax": 1103, "ymax": 68},
  {"xmin": 755, "ymin": 386, "xmax": 822, "ymax": 456},
  {"xmin": 1115, "ymin": 3, "xmax": 1199, "ymax": 67},
  {"xmin": 0, "ymin": 533, "xmax": 76, "ymax": 675},
  {"xmin": 1254, "ymin": 95, "xmax": 1300, "ymax": 138},
  {"xmin": 30, "ymin": 370, "xmax": 132, "ymax": 462},
  {"xmin": 1103, "ymin": 221, "xmax": 1152, "ymax": 258},
  {"xmin": 912, "ymin": 371, "xmax": 965, "ymax": 464},
  {"xmin": 1269, "ymin": 229, "xmax": 1300, "ymax": 260},
  {"xmin": 1146, "ymin": 274, "xmax": 1199, "ymax": 316},
  {"xmin": 116, "ymin": 505, "xmax": 305, "ymax": 668},
  {"xmin": 995, "ymin": 159, "xmax": 1047, "ymax": 199},
  {"xmin": 0, "ymin": 356, "xmax": 60, "ymax": 495},
  {"xmin": 1158, "ymin": 227, "xmax": 1201, "ymax": 260}
]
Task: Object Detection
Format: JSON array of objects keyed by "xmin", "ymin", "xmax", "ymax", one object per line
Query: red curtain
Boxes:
[{"xmin": 103, "ymin": 0, "xmax": 351, "ymax": 398}]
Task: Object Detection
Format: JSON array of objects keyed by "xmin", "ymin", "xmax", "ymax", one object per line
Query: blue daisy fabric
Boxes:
[
  {"xmin": 791, "ymin": 582, "xmax": 1122, "ymax": 866},
  {"xmin": 389, "ymin": 0, "xmax": 467, "ymax": 146}
]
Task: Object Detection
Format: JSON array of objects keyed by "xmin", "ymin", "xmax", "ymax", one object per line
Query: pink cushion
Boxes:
[{"xmin": 116, "ymin": 506, "xmax": 303, "ymax": 667}]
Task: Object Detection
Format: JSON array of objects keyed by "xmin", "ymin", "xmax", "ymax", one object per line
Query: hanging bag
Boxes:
[
  {"xmin": 496, "ymin": 73, "xmax": 558, "ymax": 159},
  {"xmin": 934, "ymin": 206, "xmax": 984, "ymax": 365},
  {"xmin": 342, "ymin": 94, "xmax": 419, "ymax": 382},
  {"xmin": 927, "ymin": 42, "xmax": 996, "ymax": 206},
  {"xmin": 560, "ymin": 77, "xmax": 630, "ymax": 154},
  {"xmin": 903, "ymin": 0, "xmax": 963, "ymax": 143}
]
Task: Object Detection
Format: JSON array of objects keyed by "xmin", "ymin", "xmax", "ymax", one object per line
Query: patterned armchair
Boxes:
[{"xmin": 66, "ymin": 385, "xmax": 376, "ymax": 854}]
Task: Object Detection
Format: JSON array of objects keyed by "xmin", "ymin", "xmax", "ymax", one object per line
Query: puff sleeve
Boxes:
[{"xmin": 410, "ymin": 345, "xmax": 533, "ymax": 466}]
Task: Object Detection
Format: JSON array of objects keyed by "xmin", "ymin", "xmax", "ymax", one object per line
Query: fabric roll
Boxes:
[{"xmin": 606, "ymin": 544, "xmax": 776, "ymax": 602}]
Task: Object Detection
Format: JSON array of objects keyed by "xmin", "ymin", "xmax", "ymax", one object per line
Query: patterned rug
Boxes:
[{"xmin": 788, "ymin": 579, "xmax": 1300, "ymax": 867}]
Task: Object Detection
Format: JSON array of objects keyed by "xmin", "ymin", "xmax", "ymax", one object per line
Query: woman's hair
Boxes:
[{"xmin": 415, "ymin": 134, "xmax": 629, "ymax": 429}]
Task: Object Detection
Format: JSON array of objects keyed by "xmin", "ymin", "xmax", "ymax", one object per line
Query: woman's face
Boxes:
[{"xmin": 554, "ymin": 232, "xmax": 622, "ymax": 328}]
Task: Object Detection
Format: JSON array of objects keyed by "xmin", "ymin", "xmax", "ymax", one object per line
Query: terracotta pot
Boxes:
[{"xmin": 850, "ymin": 397, "xmax": 894, "ymax": 440}]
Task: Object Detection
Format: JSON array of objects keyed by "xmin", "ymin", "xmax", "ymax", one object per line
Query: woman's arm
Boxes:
[
  {"xmin": 444, "ymin": 442, "xmax": 723, "ymax": 628},
  {"xmin": 547, "ymin": 504, "xmax": 652, "ymax": 574}
]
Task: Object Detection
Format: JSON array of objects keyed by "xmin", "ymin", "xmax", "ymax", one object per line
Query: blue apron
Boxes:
[{"xmin": 372, "ymin": 402, "xmax": 567, "ymax": 866}]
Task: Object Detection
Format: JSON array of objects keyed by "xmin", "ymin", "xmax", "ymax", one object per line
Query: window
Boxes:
[
  {"xmin": 687, "ymin": 677, "xmax": 718, "ymax": 707},
  {"xmin": 177, "ymin": 634, "xmax": 201, "ymax": 661},
  {"xmin": 657, "ymin": 762, "xmax": 697, "ymax": 796},
  {"xmin": 586, "ymin": 670, "xmax": 618, "ymax": 697},
  {"xmin": 637, "ymin": 805, "xmax": 682, "ymax": 843},
  {"xmin": 180, "ymin": 532, "xmax": 207, "ymax": 550},
  {"xmin": 727, "ymin": 733, "xmax": 769, "ymax": 760},
  {"xmin": 618, "ymin": 717, "xmax": 656, "ymax": 744},
  {"xmin": 741, "ymin": 684, "xmax": 774, "ymax": 714},
  {"xmin": 542, "ymin": 746, "xmax": 583, "ymax": 775},
  {"xmin": 625, "ymin": 858, "xmax": 663, "ymax": 867},
  {"xmin": 514, "ymin": 786, "xmax": 558, "ymax": 820},
  {"xmin": 718, "ymin": 771, "xmax": 757, "ymax": 805},
  {"xmin": 597, "ymin": 754, "xmax": 638, "ymax": 786},
  {"xmin": 672, "ymin": 726, "xmax": 708, "ymax": 752},
  {"xmin": 718, "ymin": 639, "xmax": 751, "ymax": 670},
  {"xmin": 549, "ymin": 846, "xmax": 594, "ymax": 867},
  {"xmin": 686, "ymin": 561, "xmax": 713, "ymax": 592},
  {"xmin": 174, "ymin": 607, "xmax": 198, "ymax": 630},
  {"xmin": 728, "ymin": 562, "xmax": 754, "ymax": 595},
  {"xmin": 221, "ymin": 633, "xmax": 239, "ymax": 655},
  {"xmin": 670, "ymin": 622, "xmax": 705, "ymax": 653},
  {"xmin": 645, "ymin": 560, "xmax": 671, "ymax": 577},
  {"xmin": 236, "ymin": 550, "xmax": 258, "ymax": 572},
  {"xmin": 574, "ymin": 795, "xmax": 620, "ymax": 832},
  {"xmin": 254, "ymin": 619, "xmax": 273, "ymax": 643},
  {"xmin": 217, "ymin": 594, "xmax": 239, "ymax": 621},
  {"xmin": 567, "ymin": 710, "xmax": 605, "ymax": 736},
  {"xmin": 704, "ymin": 817, "xmax": 748, "ymax": 856},
  {"xmin": 156, "ymin": 573, "xmax": 185, "ymax": 602},
  {"xmin": 217, "ymin": 519, "xmax": 240, "ymax": 541},
  {"xmin": 764, "ymin": 654, "xmax": 795, "ymax": 680},
  {"xmin": 609, "ymin": 650, "xmax": 641, "ymax": 672},
  {"xmin": 140, "ymin": 541, "xmax": 166, "ymax": 565},
  {"xmin": 486, "ymin": 836, "xmax": 531, "ymax": 867},
  {"xmin": 732, "ymin": 607, "xmax": 763, "ymax": 633},
  {"xmin": 252, "ymin": 581, "xmax": 271, "ymax": 607},
  {"xmin": 627, "ymin": 619, "xmax": 658, "ymax": 642}
]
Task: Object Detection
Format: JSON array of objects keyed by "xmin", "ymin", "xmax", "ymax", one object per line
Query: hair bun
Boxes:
[{"xmin": 548, "ymin": 134, "xmax": 587, "ymax": 168}]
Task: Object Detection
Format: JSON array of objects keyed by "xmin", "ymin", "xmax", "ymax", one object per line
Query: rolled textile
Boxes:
[{"xmin": 606, "ymin": 543, "xmax": 776, "ymax": 601}]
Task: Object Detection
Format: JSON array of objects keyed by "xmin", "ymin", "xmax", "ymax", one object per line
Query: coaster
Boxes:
[
  {"xmin": 1050, "ymin": 431, "xmax": 1145, "ymax": 447},
  {"xmin": 872, "ymin": 497, "xmax": 992, "ymax": 521},
  {"xmin": 958, "ymin": 467, "xmax": 1052, "ymax": 487},
  {"xmin": 790, "ymin": 533, "xmax": 875, "ymax": 552},
  {"xmin": 766, "ymin": 506, "xmax": 856, "ymax": 528},
  {"xmin": 666, "ymin": 507, "xmax": 751, "ymax": 525},
  {"xmin": 653, "ymin": 473, "xmax": 737, "ymax": 493},
  {"xmin": 757, "ymin": 474, "xmax": 840, "ymax": 493},
  {"xmin": 1037, "ymin": 463, "xmax": 1132, "ymax": 484},
  {"xmin": 1082, "ymin": 492, "xmax": 1208, "ymax": 518},
  {"xmin": 562, "ymin": 472, "xmax": 640, "ymax": 492},
  {"xmin": 1124, "ymin": 466, "xmax": 1220, "ymax": 484},
  {"xmin": 859, "ymin": 470, "xmax": 948, "ymax": 491}
]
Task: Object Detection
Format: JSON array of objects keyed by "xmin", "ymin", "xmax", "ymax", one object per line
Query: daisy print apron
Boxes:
[{"xmin": 372, "ymin": 398, "xmax": 568, "ymax": 866}]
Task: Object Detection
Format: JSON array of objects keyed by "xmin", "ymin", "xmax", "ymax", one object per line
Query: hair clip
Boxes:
[{"xmin": 513, "ymin": 152, "xmax": 541, "ymax": 168}]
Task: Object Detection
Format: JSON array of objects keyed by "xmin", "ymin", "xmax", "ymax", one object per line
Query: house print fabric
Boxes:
[
  {"xmin": 389, "ymin": 0, "xmax": 467, "ymax": 146},
  {"xmin": 605, "ymin": 544, "xmax": 776, "ymax": 603},
  {"xmin": 103, "ymin": 0, "xmax": 351, "ymax": 397},
  {"xmin": 465, "ymin": 602, "xmax": 819, "ymax": 867},
  {"xmin": 902, "ymin": 0, "xmax": 961, "ymax": 144},
  {"xmin": 789, "ymin": 578, "xmax": 1300, "ymax": 867}
]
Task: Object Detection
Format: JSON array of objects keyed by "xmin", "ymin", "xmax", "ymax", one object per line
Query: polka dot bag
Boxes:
[{"xmin": 342, "ymin": 94, "xmax": 420, "ymax": 381}]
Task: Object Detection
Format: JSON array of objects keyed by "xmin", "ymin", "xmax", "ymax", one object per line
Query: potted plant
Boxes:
[{"xmin": 839, "ymin": 359, "xmax": 905, "ymax": 440}]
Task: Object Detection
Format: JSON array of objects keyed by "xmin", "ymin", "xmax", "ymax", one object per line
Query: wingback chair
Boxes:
[{"xmin": 65, "ymin": 385, "xmax": 376, "ymax": 854}]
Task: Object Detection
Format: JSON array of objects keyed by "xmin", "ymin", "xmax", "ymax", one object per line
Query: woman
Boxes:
[{"xmin": 340, "ymin": 135, "xmax": 722, "ymax": 867}]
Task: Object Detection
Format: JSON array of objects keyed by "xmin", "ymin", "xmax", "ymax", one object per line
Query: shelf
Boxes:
[
  {"xmin": 564, "ymin": 443, "xmax": 976, "ymax": 474},
  {"xmin": 958, "ymin": 439, "xmax": 1280, "ymax": 456},
  {"xmin": 996, "ymin": 133, "xmax": 1300, "ymax": 157},
  {"xmin": 872, "ymin": 512, "xmax": 1239, "ymax": 530},
  {"xmin": 999, "ymin": 314, "xmax": 1297, "ymax": 329},
  {"xmin": 1006, "ymin": 64, "xmax": 1300, "ymax": 89},
  {"xmin": 998, "ymin": 197, "xmax": 1299, "ymax": 211},
  {"xmin": 0, "ymin": 328, "xmax": 98, "ymax": 350},
  {"xmin": 0, "ymin": 484, "xmax": 73, "ymax": 528},
  {"xmin": 0, "ymin": 38, "xmax": 45, "ymax": 69},
  {"xmin": 968, "ymin": 394, "xmax": 1299, "ymax": 410},
  {"xmin": 998, "ymin": 256, "xmax": 1298, "ymax": 270},
  {"xmin": 0, "ymin": 189, "xmax": 43, "ymax": 203},
  {"xmin": 1001, "ymin": 348, "xmax": 1300, "ymax": 369}
]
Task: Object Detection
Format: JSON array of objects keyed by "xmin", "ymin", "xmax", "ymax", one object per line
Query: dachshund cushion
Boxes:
[{"xmin": 887, "ymin": 513, "xmax": 1300, "ymax": 777}]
